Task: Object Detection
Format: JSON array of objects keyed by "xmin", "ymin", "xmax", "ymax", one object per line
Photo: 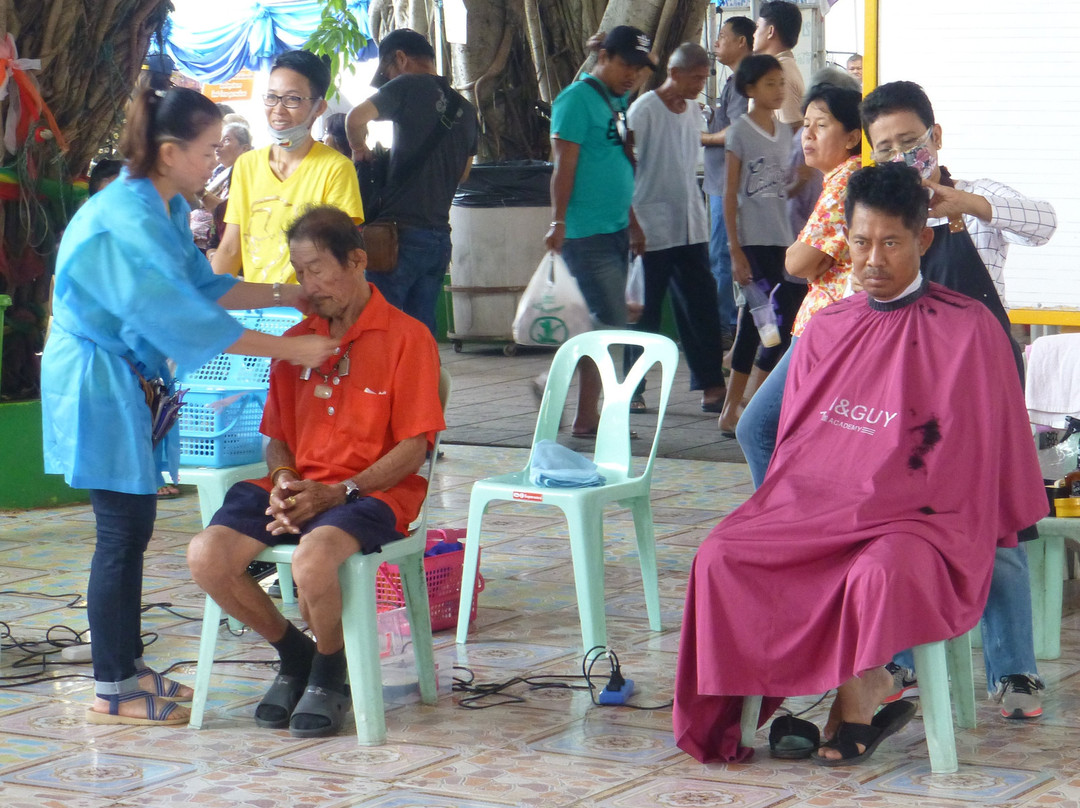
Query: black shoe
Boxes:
[
  {"xmin": 267, "ymin": 576, "xmax": 299, "ymax": 600},
  {"xmin": 246, "ymin": 560, "xmax": 277, "ymax": 581}
]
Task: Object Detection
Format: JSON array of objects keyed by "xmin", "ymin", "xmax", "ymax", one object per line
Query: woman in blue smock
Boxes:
[{"xmin": 41, "ymin": 86, "xmax": 336, "ymax": 726}]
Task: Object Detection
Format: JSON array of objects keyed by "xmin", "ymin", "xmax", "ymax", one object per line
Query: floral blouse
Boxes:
[{"xmin": 792, "ymin": 155, "xmax": 862, "ymax": 337}]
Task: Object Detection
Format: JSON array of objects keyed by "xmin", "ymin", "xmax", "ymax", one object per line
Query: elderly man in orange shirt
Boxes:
[{"xmin": 188, "ymin": 205, "xmax": 444, "ymax": 739}]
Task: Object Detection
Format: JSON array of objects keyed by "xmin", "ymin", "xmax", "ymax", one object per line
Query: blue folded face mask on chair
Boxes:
[{"xmin": 528, "ymin": 439, "xmax": 606, "ymax": 488}]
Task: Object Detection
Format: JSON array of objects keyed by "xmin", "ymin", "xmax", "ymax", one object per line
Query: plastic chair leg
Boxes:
[
  {"xmin": 455, "ymin": 492, "xmax": 492, "ymax": 644},
  {"xmin": 740, "ymin": 695, "xmax": 763, "ymax": 748},
  {"xmin": 339, "ymin": 557, "xmax": 388, "ymax": 746},
  {"xmin": 566, "ymin": 505, "xmax": 608, "ymax": 653},
  {"xmin": 912, "ymin": 640, "xmax": 958, "ymax": 774},
  {"xmin": 396, "ymin": 553, "xmax": 438, "ymax": 705},
  {"xmin": 627, "ymin": 495, "xmax": 661, "ymax": 632},
  {"xmin": 945, "ymin": 632, "xmax": 976, "ymax": 729},
  {"xmin": 1034, "ymin": 534, "xmax": 1065, "ymax": 660},
  {"xmin": 190, "ymin": 595, "xmax": 225, "ymax": 729},
  {"xmin": 277, "ymin": 562, "xmax": 296, "ymax": 605}
]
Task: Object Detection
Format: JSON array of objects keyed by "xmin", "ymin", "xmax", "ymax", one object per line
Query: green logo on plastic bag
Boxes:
[{"xmin": 529, "ymin": 317, "xmax": 569, "ymax": 345}]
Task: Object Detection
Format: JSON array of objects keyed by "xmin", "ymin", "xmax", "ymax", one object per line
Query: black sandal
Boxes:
[
  {"xmin": 254, "ymin": 673, "xmax": 306, "ymax": 729},
  {"xmin": 769, "ymin": 714, "xmax": 820, "ymax": 759},
  {"xmin": 813, "ymin": 700, "xmax": 916, "ymax": 766},
  {"xmin": 289, "ymin": 684, "xmax": 352, "ymax": 738}
]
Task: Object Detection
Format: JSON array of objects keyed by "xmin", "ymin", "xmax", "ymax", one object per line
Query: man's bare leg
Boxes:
[
  {"xmin": 187, "ymin": 526, "xmax": 290, "ymax": 642},
  {"xmin": 291, "ymin": 526, "xmax": 362, "ymax": 655},
  {"xmin": 573, "ymin": 357, "xmax": 602, "ymax": 435},
  {"xmin": 818, "ymin": 666, "xmax": 895, "ymax": 760}
]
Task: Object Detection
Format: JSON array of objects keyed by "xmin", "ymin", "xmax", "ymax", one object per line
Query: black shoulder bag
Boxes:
[{"xmin": 581, "ymin": 75, "xmax": 636, "ymax": 171}]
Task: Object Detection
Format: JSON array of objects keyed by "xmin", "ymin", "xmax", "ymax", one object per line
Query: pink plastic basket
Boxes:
[{"xmin": 376, "ymin": 528, "xmax": 484, "ymax": 632}]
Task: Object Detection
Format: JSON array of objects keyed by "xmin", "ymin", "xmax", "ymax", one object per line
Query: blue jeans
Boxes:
[
  {"xmin": 893, "ymin": 544, "xmax": 1040, "ymax": 695},
  {"xmin": 367, "ymin": 226, "xmax": 452, "ymax": 337},
  {"xmin": 560, "ymin": 229, "xmax": 630, "ymax": 328},
  {"xmin": 709, "ymin": 195, "xmax": 738, "ymax": 336},
  {"xmin": 88, "ymin": 489, "xmax": 157, "ymax": 690},
  {"xmin": 735, "ymin": 338, "xmax": 795, "ymax": 488}
]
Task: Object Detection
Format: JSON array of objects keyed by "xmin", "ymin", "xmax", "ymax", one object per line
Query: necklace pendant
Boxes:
[
  {"xmin": 337, "ymin": 355, "xmax": 350, "ymax": 377},
  {"xmin": 314, "ymin": 383, "xmax": 333, "ymax": 399}
]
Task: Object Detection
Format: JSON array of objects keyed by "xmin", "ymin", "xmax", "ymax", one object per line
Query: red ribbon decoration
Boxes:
[{"xmin": 0, "ymin": 33, "xmax": 69, "ymax": 154}]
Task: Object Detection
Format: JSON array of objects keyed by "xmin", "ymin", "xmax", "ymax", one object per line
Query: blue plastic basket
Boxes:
[
  {"xmin": 180, "ymin": 308, "xmax": 302, "ymax": 388},
  {"xmin": 178, "ymin": 386, "xmax": 268, "ymax": 467}
]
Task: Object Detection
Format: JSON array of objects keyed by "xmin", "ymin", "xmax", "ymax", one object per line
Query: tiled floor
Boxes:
[{"xmin": 1, "ymin": 442, "xmax": 1079, "ymax": 807}]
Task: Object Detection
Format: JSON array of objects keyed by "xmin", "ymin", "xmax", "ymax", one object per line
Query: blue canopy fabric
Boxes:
[{"xmin": 158, "ymin": 0, "xmax": 376, "ymax": 85}]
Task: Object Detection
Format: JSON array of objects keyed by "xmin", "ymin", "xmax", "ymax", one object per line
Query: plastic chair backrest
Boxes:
[
  {"xmin": 532, "ymin": 331, "xmax": 678, "ymax": 479},
  {"xmin": 409, "ymin": 366, "xmax": 452, "ymax": 536}
]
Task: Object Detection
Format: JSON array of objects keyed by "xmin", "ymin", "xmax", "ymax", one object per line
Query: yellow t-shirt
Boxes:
[{"xmin": 225, "ymin": 142, "xmax": 364, "ymax": 284}]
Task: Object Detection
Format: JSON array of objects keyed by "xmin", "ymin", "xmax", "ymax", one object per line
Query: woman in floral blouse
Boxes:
[{"xmin": 736, "ymin": 81, "xmax": 864, "ymax": 487}]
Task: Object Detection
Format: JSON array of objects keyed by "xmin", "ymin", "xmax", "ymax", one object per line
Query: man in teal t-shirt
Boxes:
[{"xmin": 544, "ymin": 25, "xmax": 654, "ymax": 437}]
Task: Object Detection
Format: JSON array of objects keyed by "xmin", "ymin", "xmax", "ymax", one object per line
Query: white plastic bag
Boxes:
[
  {"xmin": 512, "ymin": 251, "xmax": 593, "ymax": 346},
  {"xmin": 626, "ymin": 254, "xmax": 645, "ymax": 324}
]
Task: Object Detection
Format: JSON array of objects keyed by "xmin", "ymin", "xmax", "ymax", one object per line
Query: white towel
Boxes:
[{"xmin": 1026, "ymin": 333, "xmax": 1080, "ymax": 427}]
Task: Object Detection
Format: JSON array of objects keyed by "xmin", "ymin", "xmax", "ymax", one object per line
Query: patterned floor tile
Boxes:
[
  {"xmin": 385, "ymin": 704, "xmax": 575, "ymax": 748},
  {"xmin": 528, "ymin": 722, "xmax": 681, "ymax": 764},
  {"xmin": 108, "ymin": 763, "xmax": 391, "ymax": 807},
  {"xmin": 591, "ymin": 776, "xmax": 795, "ymax": 807},
  {"xmin": 401, "ymin": 747, "xmax": 653, "ymax": 807},
  {"xmin": 866, "ymin": 761, "xmax": 1056, "ymax": 803},
  {"xmin": 349, "ymin": 789, "xmax": 516, "ymax": 807},
  {"xmin": 0, "ymin": 784, "xmax": 117, "ymax": 808},
  {"xmin": 0, "ymin": 750, "xmax": 199, "ymax": 796},
  {"xmin": 0, "ymin": 702, "xmax": 130, "ymax": 741},
  {"xmin": 270, "ymin": 737, "xmax": 459, "ymax": 778}
]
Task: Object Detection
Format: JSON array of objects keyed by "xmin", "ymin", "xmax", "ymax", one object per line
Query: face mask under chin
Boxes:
[{"xmin": 268, "ymin": 114, "xmax": 315, "ymax": 152}]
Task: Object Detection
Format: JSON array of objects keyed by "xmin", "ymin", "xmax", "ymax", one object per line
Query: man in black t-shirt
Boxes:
[{"xmin": 346, "ymin": 29, "xmax": 478, "ymax": 336}]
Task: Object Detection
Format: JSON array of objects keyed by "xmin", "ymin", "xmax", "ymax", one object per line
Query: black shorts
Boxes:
[{"xmin": 209, "ymin": 481, "xmax": 404, "ymax": 554}]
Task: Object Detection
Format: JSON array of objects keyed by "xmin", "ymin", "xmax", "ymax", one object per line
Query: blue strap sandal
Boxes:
[
  {"xmin": 85, "ymin": 691, "xmax": 187, "ymax": 726},
  {"xmin": 136, "ymin": 667, "xmax": 192, "ymax": 702}
]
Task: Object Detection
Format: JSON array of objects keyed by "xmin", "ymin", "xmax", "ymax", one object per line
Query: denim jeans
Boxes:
[
  {"xmin": 560, "ymin": 229, "xmax": 630, "ymax": 328},
  {"xmin": 367, "ymin": 226, "xmax": 452, "ymax": 337},
  {"xmin": 735, "ymin": 338, "xmax": 795, "ymax": 488},
  {"xmin": 88, "ymin": 489, "xmax": 157, "ymax": 691},
  {"xmin": 893, "ymin": 545, "xmax": 1040, "ymax": 695},
  {"xmin": 709, "ymin": 195, "xmax": 738, "ymax": 336}
]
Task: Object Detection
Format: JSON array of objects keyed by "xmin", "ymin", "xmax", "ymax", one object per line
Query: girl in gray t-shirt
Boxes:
[{"xmin": 718, "ymin": 55, "xmax": 806, "ymax": 434}]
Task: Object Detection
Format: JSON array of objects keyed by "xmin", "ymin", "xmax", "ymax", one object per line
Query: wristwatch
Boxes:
[{"xmin": 341, "ymin": 478, "xmax": 361, "ymax": 503}]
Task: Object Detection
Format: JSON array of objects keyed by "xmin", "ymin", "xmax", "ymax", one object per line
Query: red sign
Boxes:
[{"xmin": 513, "ymin": 491, "xmax": 543, "ymax": 502}]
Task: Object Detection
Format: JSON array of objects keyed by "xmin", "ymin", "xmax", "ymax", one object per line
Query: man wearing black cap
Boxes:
[
  {"xmin": 345, "ymin": 29, "xmax": 478, "ymax": 336},
  {"xmin": 543, "ymin": 25, "xmax": 655, "ymax": 437}
]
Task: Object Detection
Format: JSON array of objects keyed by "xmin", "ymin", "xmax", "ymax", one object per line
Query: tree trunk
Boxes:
[
  {"xmin": 377, "ymin": 0, "xmax": 708, "ymax": 162},
  {"xmin": 0, "ymin": 0, "xmax": 171, "ymax": 399}
]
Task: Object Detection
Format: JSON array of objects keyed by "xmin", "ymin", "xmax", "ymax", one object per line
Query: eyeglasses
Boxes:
[
  {"xmin": 262, "ymin": 93, "xmax": 319, "ymax": 109},
  {"xmin": 870, "ymin": 126, "xmax": 933, "ymax": 164}
]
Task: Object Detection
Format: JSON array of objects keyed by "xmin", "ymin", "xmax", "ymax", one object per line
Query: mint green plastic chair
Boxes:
[
  {"xmin": 189, "ymin": 368, "xmax": 450, "ymax": 745},
  {"xmin": 739, "ymin": 632, "xmax": 976, "ymax": 774},
  {"xmin": 454, "ymin": 330, "xmax": 679, "ymax": 654}
]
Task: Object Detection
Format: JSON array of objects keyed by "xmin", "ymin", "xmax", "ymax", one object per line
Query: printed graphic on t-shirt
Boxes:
[
  {"xmin": 244, "ymin": 195, "xmax": 293, "ymax": 275},
  {"xmin": 744, "ymin": 157, "xmax": 787, "ymax": 199}
]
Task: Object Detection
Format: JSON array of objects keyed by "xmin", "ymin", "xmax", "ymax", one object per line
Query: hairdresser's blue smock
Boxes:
[{"xmin": 41, "ymin": 170, "xmax": 244, "ymax": 494}]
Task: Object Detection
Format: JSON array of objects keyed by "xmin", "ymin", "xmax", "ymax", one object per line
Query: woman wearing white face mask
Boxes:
[{"xmin": 210, "ymin": 50, "xmax": 365, "ymax": 283}]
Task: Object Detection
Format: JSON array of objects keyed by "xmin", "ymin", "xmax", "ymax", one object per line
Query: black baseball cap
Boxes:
[
  {"xmin": 601, "ymin": 25, "xmax": 656, "ymax": 70},
  {"xmin": 372, "ymin": 29, "xmax": 436, "ymax": 88}
]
